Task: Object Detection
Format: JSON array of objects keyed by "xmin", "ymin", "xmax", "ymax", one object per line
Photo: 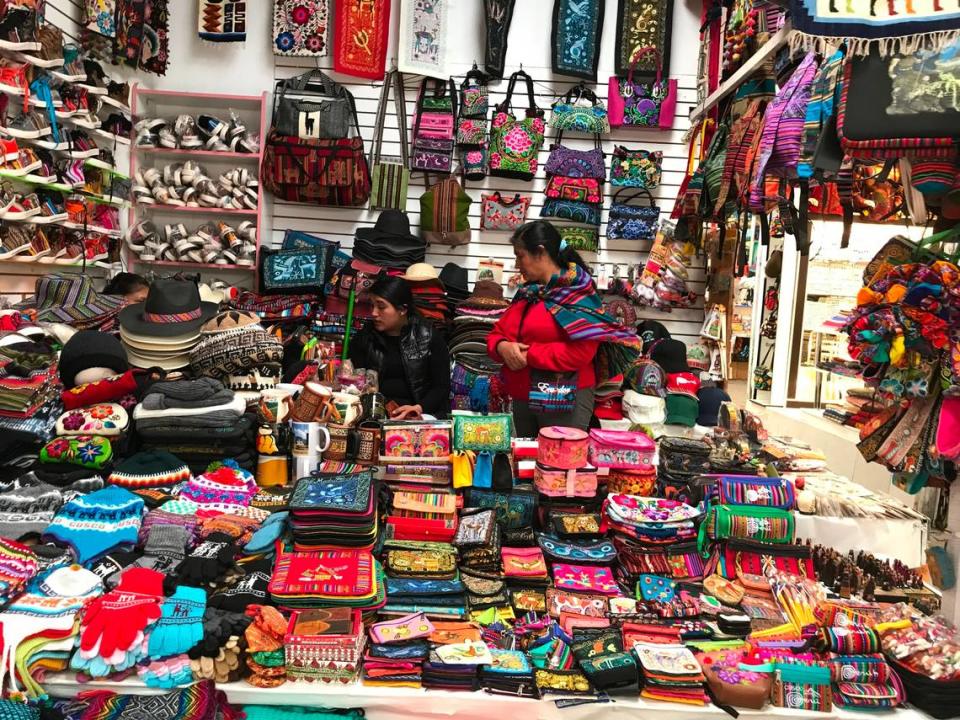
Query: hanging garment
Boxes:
[
  {"xmin": 398, "ymin": 0, "xmax": 450, "ymax": 77},
  {"xmin": 483, "ymin": 0, "xmax": 515, "ymax": 80},
  {"xmin": 614, "ymin": 0, "xmax": 674, "ymax": 77}
]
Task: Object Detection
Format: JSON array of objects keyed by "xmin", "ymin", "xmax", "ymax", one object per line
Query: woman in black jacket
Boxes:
[{"xmin": 349, "ymin": 275, "xmax": 450, "ymax": 419}]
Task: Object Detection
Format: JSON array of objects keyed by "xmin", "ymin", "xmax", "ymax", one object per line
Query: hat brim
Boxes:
[
  {"xmin": 355, "ymin": 227, "xmax": 419, "ymax": 245},
  {"xmin": 119, "ymin": 301, "xmax": 218, "ymax": 338},
  {"xmin": 125, "ymin": 349, "xmax": 190, "ymax": 371}
]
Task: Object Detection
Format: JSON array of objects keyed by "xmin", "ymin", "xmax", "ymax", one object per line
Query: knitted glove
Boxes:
[
  {"xmin": 190, "ymin": 635, "xmax": 244, "ymax": 684},
  {"xmin": 138, "ymin": 655, "xmax": 194, "ymax": 688},
  {"xmin": 134, "ymin": 524, "xmax": 189, "ymax": 575},
  {"xmin": 79, "ymin": 568, "xmax": 164, "ymax": 662},
  {"xmin": 189, "ymin": 608, "xmax": 251, "ymax": 659},
  {"xmin": 243, "ymin": 512, "xmax": 287, "ymax": 556},
  {"xmin": 174, "ymin": 532, "xmax": 237, "ymax": 586},
  {"xmin": 208, "ymin": 558, "xmax": 271, "ymax": 612},
  {"xmin": 147, "ymin": 586, "xmax": 207, "ymax": 658}
]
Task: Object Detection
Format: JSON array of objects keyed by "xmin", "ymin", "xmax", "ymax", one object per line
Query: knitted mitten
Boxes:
[{"xmin": 147, "ymin": 586, "xmax": 207, "ymax": 658}]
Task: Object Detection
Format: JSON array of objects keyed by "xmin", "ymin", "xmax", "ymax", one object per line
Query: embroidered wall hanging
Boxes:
[
  {"xmin": 615, "ymin": 0, "xmax": 675, "ymax": 78},
  {"xmin": 84, "ymin": 0, "xmax": 117, "ymax": 38},
  {"xmin": 552, "ymin": 0, "xmax": 605, "ymax": 80},
  {"xmin": 115, "ymin": 0, "xmax": 170, "ymax": 76},
  {"xmin": 199, "ymin": 0, "xmax": 246, "ymax": 42},
  {"xmin": 273, "ymin": 0, "xmax": 330, "ymax": 57},
  {"xmin": 334, "ymin": 0, "xmax": 390, "ymax": 79},
  {"xmin": 788, "ymin": 0, "xmax": 960, "ymax": 56},
  {"xmin": 399, "ymin": 0, "xmax": 450, "ymax": 77},
  {"xmin": 484, "ymin": 0, "xmax": 516, "ymax": 79}
]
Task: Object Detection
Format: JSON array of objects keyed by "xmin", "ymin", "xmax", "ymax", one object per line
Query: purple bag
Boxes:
[{"xmin": 544, "ymin": 138, "xmax": 605, "ymax": 180}]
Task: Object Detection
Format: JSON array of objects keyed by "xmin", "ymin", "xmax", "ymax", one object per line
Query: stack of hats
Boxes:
[
  {"xmin": 402, "ymin": 264, "xmax": 449, "ymax": 323},
  {"xmin": 189, "ymin": 310, "xmax": 283, "ymax": 404},
  {"xmin": 439, "ymin": 263, "xmax": 469, "ymax": 311},
  {"xmin": 29, "ymin": 274, "xmax": 125, "ymax": 332},
  {"xmin": 651, "ymin": 339, "xmax": 701, "ymax": 427},
  {"xmin": 287, "ymin": 472, "xmax": 378, "ymax": 550},
  {"xmin": 353, "ymin": 210, "xmax": 426, "ymax": 269},
  {"xmin": 697, "ymin": 383, "xmax": 732, "ymax": 427},
  {"xmin": 449, "ymin": 280, "xmax": 510, "ymax": 413},
  {"xmin": 42, "ymin": 485, "xmax": 144, "ymax": 564},
  {"xmin": 119, "ymin": 279, "xmax": 219, "ymax": 370}
]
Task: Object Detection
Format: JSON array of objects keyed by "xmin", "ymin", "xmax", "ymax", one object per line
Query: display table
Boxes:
[
  {"xmin": 43, "ymin": 677, "xmax": 934, "ymax": 720},
  {"xmin": 794, "ymin": 514, "xmax": 927, "ymax": 568}
]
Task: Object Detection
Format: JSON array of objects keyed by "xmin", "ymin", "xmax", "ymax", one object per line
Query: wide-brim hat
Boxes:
[
  {"xmin": 355, "ymin": 209, "xmax": 419, "ymax": 244},
  {"xmin": 125, "ymin": 348, "xmax": 190, "ymax": 371},
  {"xmin": 440, "ymin": 262, "xmax": 469, "ymax": 296},
  {"xmin": 403, "ymin": 262, "xmax": 440, "ymax": 282},
  {"xmin": 33, "ymin": 274, "xmax": 124, "ymax": 325},
  {"xmin": 119, "ymin": 278, "xmax": 217, "ymax": 338}
]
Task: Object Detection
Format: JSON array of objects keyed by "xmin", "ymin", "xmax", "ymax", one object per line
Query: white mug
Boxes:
[
  {"xmin": 290, "ymin": 421, "xmax": 332, "ymax": 457},
  {"xmin": 332, "ymin": 391, "xmax": 362, "ymax": 426}
]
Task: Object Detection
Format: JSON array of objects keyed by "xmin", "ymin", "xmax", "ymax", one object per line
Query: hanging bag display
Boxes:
[
  {"xmin": 480, "ymin": 192, "xmax": 530, "ymax": 231},
  {"xmin": 369, "ymin": 68, "xmax": 410, "ymax": 212},
  {"xmin": 607, "ymin": 188, "xmax": 660, "ymax": 242},
  {"xmin": 261, "ymin": 71, "xmax": 370, "ymax": 207},
  {"xmin": 419, "ymin": 176, "xmax": 472, "ymax": 246},
  {"xmin": 549, "ymin": 83, "xmax": 611, "ymax": 134},
  {"xmin": 457, "ymin": 67, "xmax": 490, "ymax": 181},
  {"xmin": 489, "ymin": 69, "xmax": 546, "ymax": 182},
  {"xmin": 411, "ymin": 77, "xmax": 457, "ymax": 174},
  {"xmin": 608, "ymin": 46, "xmax": 677, "ymax": 130},
  {"xmin": 273, "ymin": 68, "xmax": 352, "ymax": 140},
  {"xmin": 610, "ymin": 146, "xmax": 663, "ymax": 188}
]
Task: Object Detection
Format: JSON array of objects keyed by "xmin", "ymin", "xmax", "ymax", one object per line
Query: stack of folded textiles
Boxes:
[
  {"xmin": 383, "ymin": 575, "xmax": 468, "ymax": 619},
  {"xmin": 381, "ymin": 539, "xmax": 461, "ymax": 618},
  {"xmin": 363, "ymin": 611, "xmax": 436, "ymax": 687},
  {"xmin": 634, "ymin": 642, "xmax": 709, "ymax": 704},
  {"xmin": 448, "ymin": 280, "xmax": 510, "ymax": 413},
  {"xmin": 287, "ymin": 471, "xmax": 378, "ymax": 550},
  {"xmin": 0, "ymin": 336, "xmax": 60, "ymax": 456},
  {"xmin": 421, "ymin": 620, "xmax": 484, "ymax": 691}
]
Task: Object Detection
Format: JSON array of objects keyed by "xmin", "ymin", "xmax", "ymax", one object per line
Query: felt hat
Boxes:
[
  {"xmin": 651, "ymin": 338, "xmax": 690, "ymax": 374},
  {"xmin": 119, "ymin": 279, "xmax": 217, "ymax": 338},
  {"xmin": 355, "ymin": 209, "xmax": 419, "ymax": 245},
  {"xmin": 697, "ymin": 386, "xmax": 732, "ymax": 427},
  {"xmin": 32, "ymin": 274, "xmax": 124, "ymax": 326},
  {"xmin": 439, "ymin": 262, "xmax": 469, "ymax": 297},
  {"xmin": 58, "ymin": 330, "xmax": 129, "ymax": 388},
  {"xmin": 403, "ymin": 263, "xmax": 439, "ymax": 282},
  {"xmin": 108, "ymin": 450, "xmax": 191, "ymax": 489},
  {"xmin": 665, "ymin": 394, "xmax": 698, "ymax": 427}
]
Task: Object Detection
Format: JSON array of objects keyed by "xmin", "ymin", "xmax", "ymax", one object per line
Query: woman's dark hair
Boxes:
[
  {"xmin": 103, "ymin": 272, "xmax": 149, "ymax": 296},
  {"xmin": 511, "ymin": 220, "xmax": 590, "ymax": 274},
  {"xmin": 369, "ymin": 275, "xmax": 414, "ymax": 314}
]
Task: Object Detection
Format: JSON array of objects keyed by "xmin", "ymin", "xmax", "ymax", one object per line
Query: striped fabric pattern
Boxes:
[
  {"xmin": 34, "ymin": 274, "xmax": 123, "ymax": 325},
  {"xmin": 799, "ymin": 49, "xmax": 844, "ymax": 179}
]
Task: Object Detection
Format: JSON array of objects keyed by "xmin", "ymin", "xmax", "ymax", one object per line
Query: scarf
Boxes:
[{"xmin": 513, "ymin": 264, "xmax": 642, "ymax": 382}]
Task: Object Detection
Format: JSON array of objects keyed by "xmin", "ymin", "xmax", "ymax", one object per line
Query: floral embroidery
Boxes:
[
  {"xmin": 77, "ymin": 441, "xmax": 105, "ymax": 464},
  {"xmin": 273, "ymin": 0, "xmax": 329, "ymax": 57},
  {"xmin": 89, "ymin": 405, "xmax": 112, "ymax": 420},
  {"xmin": 617, "ymin": 79, "xmax": 670, "ymax": 127},
  {"xmin": 44, "ymin": 438, "xmax": 71, "ymax": 460},
  {"xmin": 62, "ymin": 412, "xmax": 85, "ymax": 432},
  {"xmin": 481, "ymin": 193, "xmax": 530, "ymax": 231},
  {"xmin": 552, "ymin": 0, "xmax": 603, "ymax": 80},
  {"xmin": 610, "ymin": 147, "xmax": 663, "ymax": 188},
  {"xmin": 489, "ymin": 113, "xmax": 545, "ymax": 179}
]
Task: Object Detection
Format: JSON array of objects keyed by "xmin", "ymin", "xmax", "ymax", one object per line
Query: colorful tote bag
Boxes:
[
  {"xmin": 273, "ymin": 0, "xmax": 329, "ymax": 57},
  {"xmin": 411, "ymin": 77, "xmax": 457, "ymax": 174},
  {"xmin": 607, "ymin": 188, "xmax": 660, "ymax": 241},
  {"xmin": 489, "ymin": 70, "xmax": 545, "ymax": 182},
  {"xmin": 608, "ymin": 46, "xmax": 677, "ymax": 129},
  {"xmin": 549, "ymin": 84, "xmax": 610, "ymax": 134},
  {"xmin": 481, "ymin": 193, "xmax": 530, "ymax": 231},
  {"xmin": 369, "ymin": 69, "xmax": 410, "ymax": 211},
  {"xmin": 610, "ymin": 146, "xmax": 663, "ymax": 188}
]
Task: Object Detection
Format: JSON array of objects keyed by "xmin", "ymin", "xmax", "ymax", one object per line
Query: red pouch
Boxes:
[{"xmin": 61, "ymin": 370, "xmax": 138, "ymax": 410}]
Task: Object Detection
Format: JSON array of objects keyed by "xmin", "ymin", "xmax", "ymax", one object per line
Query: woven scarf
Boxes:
[
  {"xmin": 78, "ymin": 680, "xmax": 241, "ymax": 720},
  {"xmin": 198, "ymin": 0, "xmax": 246, "ymax": 42},
  {"xmin": 334, "ymin": 0, "xmax": 390, "ymax": 79},
  {"xmin": 513, "ymin": 264, "xmax": 642, "ymax": 382}
]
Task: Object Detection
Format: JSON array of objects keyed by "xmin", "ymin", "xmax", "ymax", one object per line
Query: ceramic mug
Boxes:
[
  {"xmin": 324, "ymin": 423, "xmax": 361, "ymax": 461},
  {"xmin": 258, "ymin": 388, "xmax": 294, "ymax": 425},
  {"xmin": 290, "ymin": 421, "xmax": 332, "ymax": 458},
  {"xmin": 355, "ymin": 421, "xmax": 382, "ymax": 464},
  {"xmin": 292, "ymin": 381, "xmax": 339, "ymax": 423},
  {"xmin": 332, "ymin": 391, "xmax": 362, "ymax": 426}
]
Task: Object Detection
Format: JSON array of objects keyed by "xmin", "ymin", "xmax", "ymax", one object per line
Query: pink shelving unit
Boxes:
[{"xmin": 128, "ymin": 85, "xmax": 267, "ymax": 286}]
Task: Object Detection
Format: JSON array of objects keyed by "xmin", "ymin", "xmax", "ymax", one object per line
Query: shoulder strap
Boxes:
[
  {"xmin": 613, "ymin": 187, "xmax": 656, "ymax": 206},
  {"xmin": 371, "ymin": 69, "xmax": 409, "ymax": 167},
  {"xmin": 627, "ymin": 47, "xmax": 663, "ymax": 86}
]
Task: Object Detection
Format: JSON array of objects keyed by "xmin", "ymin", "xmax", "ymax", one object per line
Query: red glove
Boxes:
[{"xmin": 80, "ymin": 568, "xmax": 164, "ymax": 659}]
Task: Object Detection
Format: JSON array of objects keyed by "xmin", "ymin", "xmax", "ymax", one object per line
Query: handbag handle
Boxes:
[
  {"xmin": 627, "ymin": 46, "xmax": 663, "ymax": 86},
  {"xmin": 612, "ymin": 187, "xmax": 656, "ymax": 207},
  {"xmin": 561, "ymin": 82, "xmax": 600, "ymax": 107},
  {"xmin": 273, "ymin": 68, "xmax": 346, "ymax": 118},
  {"xmin": 499, "ymin": 69, "xmax": 540, "ymax": 117},
  {"xmin": 489, "ymin": 191, "xmax": 523, "ymax": 207},
  {"xmin": 555, "ymin": 129, "xmax": 602, "ymax": 151},
  {"xmin": 371, "ymin": 69, "xmax": 408, "ymax": 168}
]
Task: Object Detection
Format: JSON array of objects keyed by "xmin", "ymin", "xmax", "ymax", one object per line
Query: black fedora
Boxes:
[
  {"xmin": 355, "ymin": 209, "xmax": 419, "ymax": 244},
  {"xmin": 119, "ymin": 278, "xmax": 218, "ymax": 338},
  {"xmin": 439, "ymin": 262, "xmax": 469, "ymax": 297}
]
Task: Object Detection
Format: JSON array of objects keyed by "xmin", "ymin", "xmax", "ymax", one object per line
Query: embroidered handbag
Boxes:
[
  {"xmin": 552, "ymin": 564, "xmax": 619, "ymax": 595},
  {"xmin": 369, "ymin": 69, "xmax": 410, "ymax": 211},
  {"xmin": 380, "ymin": 421, "xmax": 451, "ymax": 459},
  {"xmin": 608, "ymin": 46, "xmax": 678, "ymax": 130},
  {"xmin": 465, "ymin": 488, "xmax": 535, "ymax": 528},
  {"xmin": 587, "ymin": 428, "xmax": 656, "ymax": 470},
  {"xmin": 710, "ymin": 539, "xmax": 815, "ymax": 583},
  {"xmin": 659, "ymin": 437, "xmax": 712, "ymax": 477},
  {"xmin": 537, "ymin": 534, "xmax": 616, "ymax": 564},
  {"xmin": 716, "ymin": 475, "xmax": 795, "ymax": 509},
  {"xmin": 480, "ymin": 192, "xmax": 530, "ymax": 231},
  {"xmin": 273, "ymin": 69, "xmax": 352, "ymax": 139},
  {"xmin": 411, "ymin": 77, "xmax": 457, "ymax": 174},
  {"xmin": 545, "ymin": 588, "xmax": 609, "ymax": 618},
  {"xmin": 610, "ymin": 146, "xmax": 662, "ymax": 188},
  {"xmin": 558, "ymin": 226, "xmax": 599, "ymax": 253},
  {"xmin": 607, "ymin": 188, "xmax": 660, "ymax": 241},
  {"xmin": 537, "ymin": 426, "xmax": 589, "ymax": 469},
  {"xmin": 501, "ymin": 546, "xmax": 548, "ymax": 577},
  {"xmin": 489, "ymin": 69, "xmax": 545, "ymax": 181},
  {"xmin": 549, "ymin": 84, "xmax": 610, "ymax": 134},
  {"xmin": 544, "ymin": 140, "xmax": 605, "ymax": 179},
  {"xmin": 259, "ymin": 247, "xmax": 329, "ymax": 294},
  {"xmin": 613, "ymin": 537, "xmax": 705, "ymax": 580},
  {"xmin": 534, "ymin": 464, "xmax": 599, "ymax": 498},
  {"xmin": 419, "ymin": 176, "xmax": 472, "ymax": 246},
  {"xmin": 261, "ymin": 131, "xmax": 370, "ymax": 207},
  {"xmin": 545, "ymin": 176, "xmax": 602, "ymax": 203},
  {"xmin": 701, "ymin": 505, "xmax": 795, "ymax": 547},
  {"xmin": 457, "ymin": 67, "xmax": 489, "ymax": 181},
  {"xmin": 541, "ymin": 198, "xmax": 602, "ymax": 226},
  {"xmin": 452, "ymin": 412, "xmax": 512, "ymax": 452}
]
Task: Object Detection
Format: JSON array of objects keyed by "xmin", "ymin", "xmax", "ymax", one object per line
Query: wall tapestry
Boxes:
[
  {"xmin": 273, "ymin": 0, "xmax": 330, "ymax": 57},
  {"xmin": 552, "ymin": 0, "xmax": 604, "ymax": 81},
  {"xmin": 199, "ymin": 0, "xmax": 247, "ymax": 42},
  {"xmin": 615, "ymin": 0, "xmax": 674, "ymax": 79},
  {"xmin": 399, "ymin": 0, "xmax": 450, "ymax": 77},
  {"xmin": 483, "ymin": 0, "xmax": 516, "ymax": 80},
  {"xmin": 334, "ymin": 0, "xmax": 391, "ymax": 79},
  {"xmin": 115, "ymin": 0, "xmax": 170, "ymax": 76}
]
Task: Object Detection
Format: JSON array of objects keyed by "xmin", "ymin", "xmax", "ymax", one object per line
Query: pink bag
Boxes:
[
  {"xmin": 534, "ymin": 464, "xmax": 598, "ymax": 498},
  {"xmin": 369, "ymin": 612, "xmax": 435, "ymax": 644},
  {"xmin": 607, "ymin": 46, "xmax": 677, "ymax": 130},
  {"xmin": 552, "ymin": 563, "xmax": 620, "ymax": 595},
  {"xmin": 588, "ymin": 429, "xmax": 655, "ymax": 470},
  {"xmin": 537, "ymin": 426, "xmax": 589, "ymax": 469}
]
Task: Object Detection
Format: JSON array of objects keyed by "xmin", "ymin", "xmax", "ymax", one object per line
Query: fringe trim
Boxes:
[{"xmin": 789, "ymin": 28, "xmax": 960, "ymax": 57}]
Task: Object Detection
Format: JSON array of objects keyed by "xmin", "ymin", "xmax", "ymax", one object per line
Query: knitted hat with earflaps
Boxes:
[
  {"xmin": 42, "ymin": 485, "xmax": 144, "ymax": 564},
  {"xmin": 0, "ymin": 483, "xmax": 64, "ymax": 540},
  {"xmin": 108, "ymin": 450, "xmax": 191, "ymax": 489}
]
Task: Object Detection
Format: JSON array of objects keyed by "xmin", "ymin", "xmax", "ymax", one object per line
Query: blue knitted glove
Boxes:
[
  {"xmin": 244, "ymin": 511, "xmax": 288, "ymax": 555},
  {"xmin": 147, "ymin": 586, "xmax": 207, "ymax": 658}
]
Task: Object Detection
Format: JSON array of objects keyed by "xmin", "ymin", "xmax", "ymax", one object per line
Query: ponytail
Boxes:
[{"xmin": 510, "ymin": 220, "xmax": 591, "ymax": 275}]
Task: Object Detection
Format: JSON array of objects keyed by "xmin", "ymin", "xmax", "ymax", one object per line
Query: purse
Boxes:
[
  {"xmin": 537, "ymin": 534, "xmax": 616, "ymax": 564},
  {"xmin": 658, "ymin": 437, "xmax": 712, "ymax": 477},
  {"xmin": 541, "ymin": 198, "xmax": 602, "ymax": 226},
  {"xmin": 772, "ymin": 664, "xmax": 833, "ymax": 712},
  {"xmin": 501, "ymin": 546, "xmax": 548, "ymax": 578},
  {"xmin": 411, "ymin": 77, "xmax": 457, "ymax": 174},
  {"xmin": 259, "ymin": 247, "xmax": 328, "ymax": 294},
  {"xmin": 452, "ymin": 412, "xmax": 512, "ymax": 452},
  {"xmin": 610, "ymin": 146, "xmax": 662, "ymax": 188},
  {"xmin": 273, "ymin": 69, "xmax": 351, "ymax": 140},
  {"xmin": 709, "ymin": 538, "xmax": 815, "ymax": 584},
  {"xmin": 557, "ymin": 226, "xmax": 599, "ymax": 253},
  {"xmin": 369, "ymin": 69, "xmax": 410, "ymax": 212},
  {"xmin": 608, "ymin": 46, "xmax": 677, "ymax": 130},
  {"xmin": 533, "ymin": 464, "xmax": 598, "ymax": 498},
  {"xmin": 587, "ymin": 428, "xmax": 656, "ymax": 470},
  {"xmin": 465, "ymin": 488, "xmax": 535, "ymax": 529},
  {"xmin": 419, "ymin": 176, "xmax": 472, "ymax": 246},
  {"xmin": 716, "ymin": 475, "xmax": 795, "ymax": 509},
  {"xmin": 701, "ymin": 505, "xmax": 796, "ymax": 546},
  {"xmin": 453, "ymin": 509, "xmax": 496, "ymax": 548},
  {"xmin": 552, "ymin": 563, "xmax": 619, "ymax": 595},
  {"xmin": 544, "ymin": 139, "xmax": 605, "ymax": 179},
  {"xmin": 489, "ymin": 69, "xmax": 545, "ymax": 181},
  {"xmin": 607, "ymin": 188, "xmax": 660, "ymax": 242},
  {"xmin": 458, "ymin": 67, "xmax": 489, "ymax": 181},
  {"xmin": 549, "ymin": 84, "xmax": 610, "ymax": 134},
  {"xmin": 370, "ymin": 613, "xmax": 435, "ymax": 644},
  {"xmin": 537, "ymin": 426, "xmax": 589, "ymax": 469},
  {"xmin": 480, "ymin": 192, "xmax": 530, "ymax": 231}
]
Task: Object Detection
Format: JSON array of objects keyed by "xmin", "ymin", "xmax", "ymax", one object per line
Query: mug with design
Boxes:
[
  {"xmin": 332, "ymin": 391, "xmax": 363, "ymax": 426},
  {"xmin": 324, "ymin": 423, "xmax": 360, "ymax": 462},
  {"xmin": 256, "ymin": 455, "xmax": 289, "ymax": 487},
  {"xmin": 292, "ymin": 381, "xmax": 339, "ymax": 422},
  {"xmin": 258, "ymin": 388, "xmax": 295, "ymax": 425},
  {"xmin": 291, "ymin": 421, "xmax": 332, "ymax": 478},
  {"xmin": 356, "ymin": 421, "xmax": 383, "ymax": 464}
]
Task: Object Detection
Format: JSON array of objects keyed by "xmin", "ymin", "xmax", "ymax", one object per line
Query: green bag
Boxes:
[
  {"xmin": 452, "ymin": 412, "xmax": 513, "ymax": 452},
  {"xmin": 700, "ymin": 504, "xmax": 795, "ymax": 552},
  {"xmin": 700, "ymin": 121, "xmax": 730, "ymax": 217},
  {"xmin": 420, "ymin": 176, "xmax": 472, "ymax": 246}
]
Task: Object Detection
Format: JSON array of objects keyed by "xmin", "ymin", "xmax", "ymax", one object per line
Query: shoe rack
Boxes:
[{"xmin": 128, "ymin": 86, "xmax": 267, "ymax": 284}]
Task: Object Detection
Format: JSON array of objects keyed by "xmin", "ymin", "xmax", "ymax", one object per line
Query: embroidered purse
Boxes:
[
  {"xmin": 489, "ymin": 70, "xmax": 545, "ymax": 181},
  {"xmin": 659, "ymin": 436, "xmax": 712, "ymax": 477},
  {"xmin": 549, "ymin": 84, "xmax": 610, "ymax": 134},
  {"xmin": 710, "ymin": 539, "xmax": 815, "ymax": 584},
  {"xmin": 717, "ymin": 476, "xmax": 795, "ymax": 509},
  {"xmin": 384, "ymin": 542, "xmax": 457, "ymax": 578},
  {"xmin": 501, "ymin": 546, "xmax": 548, "ymax": 577},
  {"xmin": 56, "ymin": 404, "xmax": 128, "ymax": 437},
  {"xmin": 465, "ymin": 488, "xmax": 535, "ymax": 528},
  {"xmin": 260, "ymin": 247, "xmax": 328, "ymax": 294},
  {"xmin": 606, "ymin": 467, "xmax": 657, "ymax": 497},
  {"xmin": 551, "ymin": 512, "xmax": 603, "ymax": 538},
  {"xmin": 419, "ymin": 176, "xmax": 472, "ymax": 246},
  {"xmin": 637, "ymin": 573, "xmax": 677, "ymax": 602},
  {"xmin": 701, "ymin": 505, "xmax": 796, "ymax": 547},
  {"xmin": 411, "ymin": 77, "xmax": 457, "ymax": 174},
  {"xmin": 370, "ymin": 612, "xmax": 435, "ymax": 644},
  {"xmin": 613, "ymin": 537, "xmax": 705, "ymax": 580},
  {"xmin": 545, "ymin": 587, "xmax": 609, "ymax": 618},
  {"xmin": 607, "ymin": 188, "xmax": 660, "ymax": 242},
  {"xmin": 369, "ymin": 69, "xmax": 410, "ymax": 212},
  {"xmin": 537, "ymin": 426, "xmax": 589, "ymax": 469},
  {"xmin": 460, "ymin": 568, "xmax": 509, "ymax": 608},
  {"xmin": 457, "ymin": 68, "xmax": 489, "ymax": 181},
  {"xmin": 534, "ymin": 464, "xmax": 598, "ymax": 498},
  {"xmin": 545, "ymin": 176, "xmax": 602, "ymax": 203},
  {"xmin": 587, "ymin": 428, "xmax": 656, "ymax": 470},
  {"xmin": 552, "ymin": 563, "xmax": 619, "ymax": 595},
  {"xmin": 534, "ymin": 668, "xmax": 594, "ymax": 695},
  {"xmin": 537, "ymin": 534, "xmax": 616, "ymax": 564},
  {"xmin": 480, "ymin": 192, "xmax": 530, "ymax": 231},
  {"xmin": 380, "ymin": 421, "xmax": 451, "ymax": 459},
  {"xmin": 544, "ymin": 141, "xmax": 605, "ymax": 179},
  {"xmin": 834, "ymin": 677, "xmax": 905, "ymax": 710},
  {"xmin": 772, "ymin": 664, "xmax": 833, "ymax": 712},
  {"xmin": 542, "ymin": 199, "xmax": 602, "ymax": 226},
  {"xmin": 40, "ymin": 434, "xmax": 112, "ymax": 469},
  {"xmin": 557, "ymin": 226, "xmax": 599, "ymax": 253},
  {"xmin": 610, "ymin": 146, "xmax": 663, "ymax": 188},
  {"xmin": 452, "ymin": 412, "xmax": 512, "ymax": 452},
  {"xmin": 453, "ymin": 509, "xmax": 496, "ymax": 548},
  {"xmin": 608, "ymin": 46, "xmax": 677, "ymax": 130}
]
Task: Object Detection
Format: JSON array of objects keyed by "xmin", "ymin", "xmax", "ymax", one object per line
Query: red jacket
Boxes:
[{"xmin": 487, "ymin": 299, "xmax": 599, "ymax": 400}]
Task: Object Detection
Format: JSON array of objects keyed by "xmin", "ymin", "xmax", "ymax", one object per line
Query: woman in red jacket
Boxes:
[{"xmin": 488, "ymin": 221, "xmax": 641, "ymax": 436}]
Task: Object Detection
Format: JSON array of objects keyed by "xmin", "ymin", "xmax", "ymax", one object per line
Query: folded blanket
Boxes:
[{"xmin": 134, "ymin": 395, "xmax": 246, "ymax": 421}]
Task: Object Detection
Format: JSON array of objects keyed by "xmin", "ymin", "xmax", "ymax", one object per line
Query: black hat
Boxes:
[
  {"xmin": 118, "ymin": 279, "xmax": 218, "ymax": 338},
  {"xmin": 439, "ymin": 262, "xmax": 469, "ymax": 298},
  {"xmin": 651, "ymin": 338, "xmax": 690, "ymax": 374},
  {"xmin": 697, "ymin": 386, "xmax": 732, "ymax": 427},
  {"xmin": 637, "ymin": 320, "xmax": 670, "ymax": 352},
  {"xmin": 58, "ymin": 330, "xmax": 129, "ymax": 388},
  {"xmin": 355, "ymin": 210, "xmax": 419, "ymax": 245}
]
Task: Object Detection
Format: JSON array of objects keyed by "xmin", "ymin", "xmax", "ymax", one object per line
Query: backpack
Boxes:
[{"xmin": 419, "ymin": 177, "xmax": 472, "ymax": 246}]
